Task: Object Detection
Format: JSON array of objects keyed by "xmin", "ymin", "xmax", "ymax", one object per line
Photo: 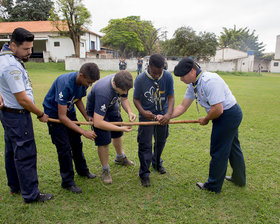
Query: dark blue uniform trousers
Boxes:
[
  {"xmin": 1, "ymin": 111, "xmax": 39, "ymax": 202},
  {"xmin": 47, "ymin": 113, "xmax": 90, "ymax": 188},
  {"xmin": 137, "ymin": 124, "xmax": 169, "ymax": 179},
  {"xmin": 204, "ymin": 104, "xmax": 246, "ymax": 192}
]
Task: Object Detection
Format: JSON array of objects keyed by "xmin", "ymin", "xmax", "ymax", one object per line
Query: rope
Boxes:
[{"xmin": 47, "ymin": 118, "xmax": 200, "ymax": 126}]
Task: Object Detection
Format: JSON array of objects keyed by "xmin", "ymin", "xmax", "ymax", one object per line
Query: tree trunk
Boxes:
[{"xmin": 71, "ymin": 33, "xmax": 80, "ymax": 58}]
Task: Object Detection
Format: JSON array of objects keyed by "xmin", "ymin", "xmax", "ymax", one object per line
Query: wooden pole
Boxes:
[{"xmin": 47, "ymin": 118, "xmax": 200, "ymax": 126}]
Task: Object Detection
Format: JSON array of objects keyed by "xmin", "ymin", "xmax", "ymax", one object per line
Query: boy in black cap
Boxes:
[
  {"xmin": 133, "ymin": 54, "xmax": 174, "ymax": 187},
  {"xmin": 172, "ymin": 57, "xmax": 246, "ymax": 193}
]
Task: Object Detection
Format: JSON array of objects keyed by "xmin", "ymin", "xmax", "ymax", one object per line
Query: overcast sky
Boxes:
[{"xmin": 84, "ymin": 0, "xmax": 279, "ymax": 53}]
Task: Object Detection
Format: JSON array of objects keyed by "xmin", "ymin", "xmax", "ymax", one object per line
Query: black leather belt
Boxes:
[{"xmin": 2, "ymin": 106, "xmax": 30, "ymax": 114}]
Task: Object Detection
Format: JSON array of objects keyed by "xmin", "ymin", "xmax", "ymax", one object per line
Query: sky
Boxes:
[{"xmin": 84, "ymin": 0, "xmax": 279, "ymax": 53}]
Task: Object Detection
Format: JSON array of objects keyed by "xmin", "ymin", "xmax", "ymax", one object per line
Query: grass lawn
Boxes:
[{"xmin": 0, "ymin": 62, "xmax": 279, "ymax": 223}]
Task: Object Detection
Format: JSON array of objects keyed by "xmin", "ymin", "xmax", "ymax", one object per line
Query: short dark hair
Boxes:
[
  {"xmin": 11, "ymin": 28, "xmax": 34, "ymax": 46},
  {"xmin": 79, "ymin": 63, "xmax": 100, "ymax": 81},
  {"xmin": 149, "ymin": 54, "xmax": 165, "ymax": 68},
  {"xmin": 114, "ymin": 71, "xmax": 133, "ymax": 90}
]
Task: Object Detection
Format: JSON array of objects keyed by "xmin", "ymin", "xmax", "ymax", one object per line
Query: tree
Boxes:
[
  {"xmin": 101, "ymin": 16, "xmax": 161, "ymax": 57},
  {"xmin": 129, "ymin": 17, "xmax": 162, "ymax": 55},
  {"xmin": 219, "ymin": 26, "xmax": 265, "ymax": 58},
  {"xmin": 50, "ymin": 0, "xmax": 91, "ymax": 58},
  {"xmin": 0, "ymin": 0, "xmax": 14, "ymax": 21},
  {"xmin": 101, "ymin": 17, "xmax": 143, "ymax": 57},
  {"xmin": 1, "ymin": 0, "xmax": 53, "ymax": 21},
  {"xmin": 160, "ymin": 26, "xmax": 218, "ymax": 60}
]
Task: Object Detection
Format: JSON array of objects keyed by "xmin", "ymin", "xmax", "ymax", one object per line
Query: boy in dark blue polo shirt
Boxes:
[
  {"xmin": 43, "ymin": 63, "xmax": 100, "ymax": 193},
  {"xmin": 133, "ymin": 54, "xmax": 174, "ymax": 187}
]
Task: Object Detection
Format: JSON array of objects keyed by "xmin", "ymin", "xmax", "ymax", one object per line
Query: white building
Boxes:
[
  {"xmin": 0, "ymin": 21, "xmax": 102, "ymax": 62},
  {"xmin": 210, "ymin": 48, "xmax": 255, "ymax": 72},
  {"xmin": 270, "ymin": 35, "xmax": 280, "ymax": 73}
]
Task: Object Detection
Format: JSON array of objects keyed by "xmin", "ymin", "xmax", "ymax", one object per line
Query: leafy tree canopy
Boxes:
[
  {"xmin": 160, "ymin": 26, "xmax": 218, "ymax": 60},
  {"xmin": 219, "ymin": 26, "xmax": 265, "ymax": 58},
  {"xmin": 0, "ymin": 0, "xmax": 53, "ymax": 21},
  {"xmin": 101, "ymin": 16, "xmax": 160, "ymax": 57}
]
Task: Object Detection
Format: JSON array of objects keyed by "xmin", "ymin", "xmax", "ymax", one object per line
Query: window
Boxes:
[
  {"xmin": 54, "ymin": 42, "xmax": 60, "ymax": 47},
  {"xmin": 274, "ymin": 62, "xmax": 279, "ymax": 67}
]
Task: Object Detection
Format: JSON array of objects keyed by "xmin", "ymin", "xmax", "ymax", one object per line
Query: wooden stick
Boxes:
[{"xmin": 47, "ymin": 118, "xmax": 200, "ymax": 126}]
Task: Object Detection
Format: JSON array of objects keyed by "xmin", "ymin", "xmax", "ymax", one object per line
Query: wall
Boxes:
[
  {"xmin": 65, "ymin": 57, "xmax": 241, "ymax": 72},
  {"xmin": 275, "ymin": 35, "xmax": 280, "ymax": 60},
  {"xmin": 270, "ymin": 60, "xmax": 280, "ymax": 73},
  {"xmin": 46, "ymin": 37, "xmax": 75, "ymax": 61}
]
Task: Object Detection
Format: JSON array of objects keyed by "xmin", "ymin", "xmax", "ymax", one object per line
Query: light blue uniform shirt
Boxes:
[
  {"xmin": 184, "ymin": 71, "xmax": 236, "ymax": 113},
  {"xmin": 0, "ymin": 44, "xmax": 34, "ymax": 109}
]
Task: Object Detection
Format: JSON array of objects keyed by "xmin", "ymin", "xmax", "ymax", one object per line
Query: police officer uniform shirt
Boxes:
[
  {"xmin": 0, "ymin": 44, "xmax": 34, "ymax": 109},
  {"xmin": 184, "ymin": 71, "xmax": 236, "ymax": 112}
]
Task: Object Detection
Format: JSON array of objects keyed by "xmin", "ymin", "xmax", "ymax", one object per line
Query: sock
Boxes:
[
  {"xmin": 102, "ymin": 165, "xmax": 110, "ymax": 172},
  {"xmin": 116, "ymin": 153, "xmax": 125, "ymax": 159}
]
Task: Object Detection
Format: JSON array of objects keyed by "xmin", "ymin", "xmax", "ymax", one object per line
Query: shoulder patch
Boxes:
[{"xmin": 10, "ymin": 70, "xmax": 21, "ymax": 75}]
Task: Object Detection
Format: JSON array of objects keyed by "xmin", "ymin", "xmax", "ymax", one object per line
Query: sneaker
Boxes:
[
  {"xmin": 25, "ymin": 192, "xmax": 54, "ymax": 203},
  {"xmin": 225, "ymin": 176, "xmax": 233, "ymax": 182},
  {"xmin": 114, "ymin": 156, "xmax": 134, "ymax": 166},
  {"xmin": 63, "ymin": 185, "xmax": 82, "ymax": 193},
  {"xmin": 102, "ymin": 170, "xmax": 112, "ymax": 184},
  {"xmin": 140, "ymin": 177, "xmax": 151, "ymax": 187}
]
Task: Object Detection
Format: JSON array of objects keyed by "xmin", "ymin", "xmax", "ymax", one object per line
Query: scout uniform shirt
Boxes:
[
  {"xmin": 43, "ymin": 72, "xmax": 87, "ymax": 118},
  {"xmin": 184, "ymin": 71, "xmax": 236, "ymax": 113}
]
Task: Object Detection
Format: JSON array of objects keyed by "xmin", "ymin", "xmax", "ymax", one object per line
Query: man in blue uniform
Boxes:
[
  {"xmin": 119, "ymin": 58, "xmax": 127, "ymax": 70},
  {"xmin": 43, "ymin": 63, "xmax": 100, "ymax": 193},
  {"xmin": 86, "ymin": 70, "xmax": 136, "ymax": 184},
  {"xmin": 137, "ymin": 57, "xmax": 143, "ymax": 75},
  {"xmin": 172, "ymin": 58, "xmax": 246, "ymax": 193},
  {"xmin": 0, "ymin": 28, "xmax": 53, "ymax": 203},
  {"xmin": 133, "ymin": 54, "xmax": 174, "ymax": 187}
]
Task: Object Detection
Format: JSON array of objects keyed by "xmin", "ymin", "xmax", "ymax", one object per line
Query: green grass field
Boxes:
[{"xmin": 0, "ymin": 62, "xmax": 279, "ymax": 223}]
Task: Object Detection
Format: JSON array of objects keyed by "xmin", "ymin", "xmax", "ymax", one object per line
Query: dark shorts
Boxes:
[{"xmin": 93, "ymin": 110, "xmax": 123, "ymax": 146}]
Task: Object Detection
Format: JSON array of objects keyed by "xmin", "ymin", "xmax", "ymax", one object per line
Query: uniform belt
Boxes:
[{"xmin": 2, "ymin": 106, "xmax": 30, "ymax": 114}]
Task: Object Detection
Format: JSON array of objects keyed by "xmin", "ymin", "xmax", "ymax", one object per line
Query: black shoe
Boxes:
[
  {"xmin": 83, "ymin": 172, "xmax": 96, "ymax": 179},
  {"xmin": 141, "ymin": 177, "xmax": 151, "ymax": 187},
  {"xmin": 153, "ymin": 165, "xmax": 166, "ymax": 174},
  {"xmin": 225, "ymin": 176, "xmax": 233, "ymax": 182},
  {"xmin": 25, "ymin": 192, "xmax": 54, "ymax": 203},
  {"xmin": 157, "ymin": 166, "xmax": 166, "ymax": 174},
  {"xmin": 196, "ymin": 182, "xmax": 207, "ymax": 190},
  {"xmin": 63, "ymin": 185, "xmax": 82, "ymax": 193}
]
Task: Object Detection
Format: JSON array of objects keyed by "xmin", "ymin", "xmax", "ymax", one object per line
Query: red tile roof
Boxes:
[{"xmin": 0, "ymin": 21, "xmax": 68, "ymax": 34}]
